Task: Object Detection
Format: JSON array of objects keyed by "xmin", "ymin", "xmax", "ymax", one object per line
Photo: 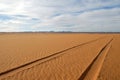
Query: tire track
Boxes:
[
  {"xmin": 78, "ymin": 38, "xmax": 113, "ymax": 80},
  {"xmin": 0, "ymin": 36, "xmax": 107, "ymax": 76},
  {"xmin": 83, "ymin": 40, "xmax": 112, "ymax": 80}
]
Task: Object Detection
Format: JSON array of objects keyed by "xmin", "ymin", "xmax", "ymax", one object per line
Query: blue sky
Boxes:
[{"xmin": 0, "ymin": 0, "xmax": 120, "ymax": 32}]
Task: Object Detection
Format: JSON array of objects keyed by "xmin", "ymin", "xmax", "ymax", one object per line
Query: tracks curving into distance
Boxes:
[
  {"xmin": 0, "ymin": 36, "xmax": 110, "ymax": 77},
  {"xmin": 78, "ymin": 38, "xmax": 113, "ymax": 80}
]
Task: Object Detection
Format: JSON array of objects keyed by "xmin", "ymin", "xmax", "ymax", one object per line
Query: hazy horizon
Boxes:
[{"xmin": 0, "ymin": 0, "xmax": 120, "ymax": 32}]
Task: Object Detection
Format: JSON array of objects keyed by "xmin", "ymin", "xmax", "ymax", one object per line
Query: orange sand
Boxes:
[{"xmin": 0, "ymin": 33, "xmax": 119, "ymax": 80}]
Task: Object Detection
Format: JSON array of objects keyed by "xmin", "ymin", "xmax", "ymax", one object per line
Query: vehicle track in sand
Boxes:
[
  {"xmin": 97, "ymin": 35, "xmax": 120, "ymax": 80},
  {"xmin": 0, "ymin": 36, "xmax": 108, "ymax": 77},
  {"xmin": 78, "ymin": 38, "xmax": 113, "ymax": 80},
  {"xmin": 0, "ymin": 34, "xmax": 105, "ymax": 73},
  {"xmin": 0, "ymin": 37, "xmax": 113, "ymax": 80}
]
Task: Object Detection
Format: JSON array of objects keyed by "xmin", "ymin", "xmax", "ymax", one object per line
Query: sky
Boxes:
[{"xmin": 0, "ymin": 0, "xmax": 120, "ymax": 32}]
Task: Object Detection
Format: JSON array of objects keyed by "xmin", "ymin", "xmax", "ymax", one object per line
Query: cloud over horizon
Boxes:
[{"xmin": 0, "ymin": 0, "xmax": 120, "ymax": 32}]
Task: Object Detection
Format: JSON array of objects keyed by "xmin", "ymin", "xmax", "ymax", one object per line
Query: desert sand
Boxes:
[{"xmin": 0, "ymin": 33, "xmax": 119, "ymax": 80}]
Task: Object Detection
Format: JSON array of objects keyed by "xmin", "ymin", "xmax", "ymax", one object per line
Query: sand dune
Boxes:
[{"xmin": 0, "ymin": 33, "xmax": 119, "ymax": 80}]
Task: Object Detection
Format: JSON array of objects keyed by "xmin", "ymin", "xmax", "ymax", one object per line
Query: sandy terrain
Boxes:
[
  {"xmin": 0, "ymin": 33, "xmax": 119, "ymax": 80},
  {"xmin": 97, "ymin": 34, "xmax": 120, "ymax": 80}
]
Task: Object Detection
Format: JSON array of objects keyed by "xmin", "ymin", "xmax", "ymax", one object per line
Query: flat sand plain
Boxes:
[{"xmin": 0, "ymin": 33, "xmax": 119, "ymax": 80}]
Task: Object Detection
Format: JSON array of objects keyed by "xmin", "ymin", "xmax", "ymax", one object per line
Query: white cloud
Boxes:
[
  {"xmin": 0, "ymin": 0, "xmax": 120, "ymax": 32},
  {"xmin": 32, "ymin": 7, "xmax": 120, "ymax": 32},
  {"xmin": 0, "ymin": 22, "xmax": 20, "ymax": 32}
]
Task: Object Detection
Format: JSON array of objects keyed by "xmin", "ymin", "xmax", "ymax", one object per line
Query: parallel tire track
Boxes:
[
  {"xmin": 84, "ymin": 40, "xmax": 112, "ymax": 80},
  {"xmin": 78, "ymin": 38, "xmax": 113, "ymax": 80},
  {"xmin": 0, "ymin": 36, "xmax": 107, "ymax": 76}
]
